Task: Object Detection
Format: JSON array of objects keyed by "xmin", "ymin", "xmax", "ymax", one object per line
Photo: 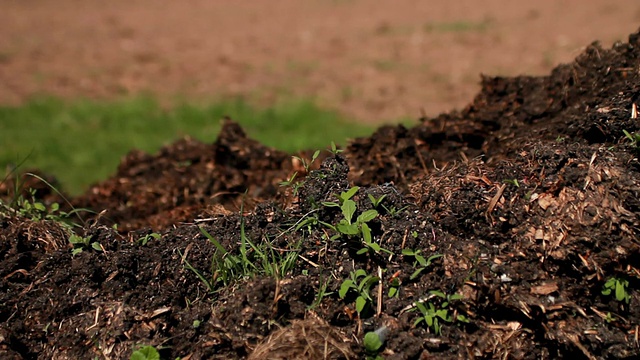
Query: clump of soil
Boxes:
[{"xmin": 2, "ymin": 30, "xmax": 640, "ymax": 359}]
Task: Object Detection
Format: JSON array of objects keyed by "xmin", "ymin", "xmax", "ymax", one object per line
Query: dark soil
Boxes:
[{"xmin": 2, "ymin": 31, "xmax": 640, "ymax": 360}]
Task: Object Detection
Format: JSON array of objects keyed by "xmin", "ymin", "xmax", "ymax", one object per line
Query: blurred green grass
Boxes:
[{"xmin": 0, "ymin": 96, "xmax": 378, "ymax": 195}]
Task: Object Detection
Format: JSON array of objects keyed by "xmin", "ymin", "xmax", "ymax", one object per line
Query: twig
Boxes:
[
  {"xmin": 485, "ymin": 184, "xmax": 506, "ymax": 222},
  {"xmin": 376, "ymin": 266, "xmax": 383, "ymax": 317}
]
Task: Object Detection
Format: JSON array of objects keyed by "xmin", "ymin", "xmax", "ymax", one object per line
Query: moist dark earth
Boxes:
[{"xmin": 2, "ymin": 31, "xmax": 640, "ymax": 360}]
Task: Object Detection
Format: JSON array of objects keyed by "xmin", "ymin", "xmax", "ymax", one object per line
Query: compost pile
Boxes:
[{"xmin": 2, "ymin": 31, "xmax": 640, "ymax": 360}]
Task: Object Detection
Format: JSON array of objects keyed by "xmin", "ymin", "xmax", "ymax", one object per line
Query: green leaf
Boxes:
[
  {"xmin": 341, "ymin": 200, "xmax": 356, "ymax": 224},
  {"xmin": 354, "ymin": 269, "xmax": 367, "ymax": 278},
  {"xmin": 388, "ymin": 286, "xmax": 398, "ymax": 298},
  {"xmin": 68, "ymin": 234, "xmax": 84, "ymax": 245},
  {"xmin": 415, "ymin": 301, "xmax": 427, "ymax": 314},
  {"xmin": 339, "ymin": 280, "xmax": 353, "ymax": 298},
  {"xmin": 425, "ymin": 315, "xmax": 434, "ymax": 326},
  {"xmin": 426, "ymin": 254, "xmax": 443, "ymax": 265},
  {"xmin": 430, "ymin": 290, "xmax": 446, "ymax": 298},
  {"xmin": 357, "ymin": 209, "xmax": 378, "ymax": 223},
  {"xmin": 130, "ymin": 345, "xmax": 160, "ymax": 360},
  {"xmin": 91, "ymin": 242, "xmax": 103, "ymax": 252},
  {"xmin": 71, "ymin": 248, "xmax": 83, "ymax": 256},
  {"xmin": 433, "ymin": 320, "xmax": 441, "ymax": 334},
  {"xmin": 34, "ymin": 202, "xmax": 46, "ymax": 212},
  {"xmin": 322, "ymin": 201, "xmax": 341, "ymax": 208},
  {"xmin": 357, "ymin": 247, "xmax": 369, "ymax": 255},
  {"xmin": 337, "ymin": 222, "xmax": 359, "ymax": 235},
  {"xmin": 604, "ymin": 278, "xmax": 616, "ymax": 288},
  {"xmin": 363, "ymin": 331, "xmax": 383, "ymax": 352},
  {"xmin": 413, "ymin": 317, "xmax": 424, "ymax": 327},
  {"xmin": 355, "ymin": 296, "xmax": 366, "ymax": 314},
  {"xmin": 362, "ymin": 275, "xmax": 379, "ymax": 292},
  {"xmin": 410, "ymin": 268, "xmax": 424, "ymax": 280},
  {"xmin": 341, "ymin": 186, "xmax": 360, "ymax": 201},
  {"xmin": 369, "ymin": 242, "xmax": 381, "ymax": 252},
  {"xmin": 361, "ymin": 223, "xmax": 372, "ymax": 243},
  {"xmin": 436, "ymin": 309, "xmax": 450, "ymax": 321},
  {"xmin": 312, "ymin": 150, "xmax": 320, "ymax": 162},
  {"xmin": 615, "ymin": 281, "xmax": 626, "ymax": 302},
  {"xmin": 415, "ymin": 254, "xmax": 427, "ymax": 266},
  {"xmin": 449, "ymin": 293, "xmax": 463, "ymax": 301},
  {"xmin": 401, "ymin": 249, "xmax": 416, "ymax": 256}
]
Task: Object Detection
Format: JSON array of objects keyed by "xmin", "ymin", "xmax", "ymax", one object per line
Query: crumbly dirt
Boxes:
[
  {"xmin": 1, "ymin": 0, "xmax": 639, "ymax": 121},
  {"xmin": 2, "ymin": 29, "xmax": 640, "ymax": 360}
]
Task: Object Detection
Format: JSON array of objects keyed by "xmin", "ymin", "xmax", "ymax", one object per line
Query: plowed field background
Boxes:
[{"xmin": 1, "ymin": 0, "xmax": 638, "ymax": 121}]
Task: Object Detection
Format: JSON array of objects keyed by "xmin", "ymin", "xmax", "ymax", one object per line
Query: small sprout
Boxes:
[
  {"xmin": 137, "ymin": 232, "xmax": 161, "ymax": 246},
  {"xmin": 380, "ymin": 204, "xmax": 408, "ymax": 217},
  {"xmin": 602, "ymin": 277, "xmax": 631, "ymax": 304},
  {"xmin": 339, "ymin": 269, "xmax": 379, "ymax": 316},
  {"xmin": 623, "ymin": 129, "xmax": 640, "ymax": 147},
  {"xmin": 401, "ymin": 249, "xmax": 442, "ymax": 280},
  {"xmin": 322, "ymin": 187, "xmax": 391, "ymax": 255},
  {"xmin": 412, "ymin": 291, "xmax": 466, "ymax": 335},
  {"xmin": 367, "ymin": 193, "xmax": 387, "ymax": 208},
  {"xmin": 388, "ymin": 273, "xmax": 401, "ymax": 298},
  {"xmin": 503, "ymin": 179, "xmax": 519, "ymax": 187},
  {"xmin": 604, "ymin": 312, "xmax": 615, "ymax": 324},
  {"xmin": 69, "ymin": 234, "xmax": 102, "ymax": 256},
  {"xmin": 192, "ymin": 320, "xmax": 201, "ymax": 328},
  {"xmin": 328, "ymin": 141, "xmax": 344, "ymax": 155},
  {"xmin": 308, "ymin": 276, "xmax": 332, "ymax": 310}
]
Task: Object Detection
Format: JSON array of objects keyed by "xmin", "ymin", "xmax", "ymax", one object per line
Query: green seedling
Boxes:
[
  {"xmin": 130, "ymin": 345, "xmax": 160, "ymax": 360},
  {"xmin": 413, "ymin": 301, "xmax": 449, "ymax": 335},
  {"xmin": 602, "ymin": 277, "xmax": 631, "ymax": 304},
  {"xmin": 623, "ymin": 129, "xmax": 640, "ymax": 147},
  {"xmin": 388, "ymin": 276, "xmax": 401, "ymax": 298},
  {"xmin": 293, "ymin": 150, "xmax": 320, "ymax": 173},
  {"xmin": 328, "ymin": 141, "xmax": 344, "ymax": 155},
  {"xmin": 401, "ymin": 249, "xmax": 442, "ymax": 280},
  {"xmin": 380, "ymin": 204, "xmax": 408, "ymax": 217},
  {"xmin": 293, "ymin": 211, "xmax": 320, "ymax": 233},
  {"xmin": 339, "ymin": 269, "xmax": 379, "ymax": 316},
  {"xmin": 604, "ymin": 312, "xmax": 616, "ymax": 324},
  {"xmin": 367, "ymin": 193, "xmax": 387, "ymax": 208},
  {"xmin": 412, "ymin": 290, "xmax": 466, "ymax": 335},
  {"xmin": 308, "ymin": 275, "xmax": 333, "ymax": 310},
  {"xmin": 323, "ymin": 187, "xmax": 390, "ymax": 255},
  {"xmin": 5, "ymin": 172, "xmax": 93, "ymax": 227},
  {"xmin": 280, "ymin": 150, "xmax": 320, "ymax": 196},
  {"xmin": 137, "ymin": 232, "xmax": 161, "ymax": 246},
  {"xmin": 279, "ymin": 172, "xmax": 303, "ymax": 196},
  {"xmin": 503, "ymin": 179, "xmax": 520, "ymax": 187},
  {"xmin": 68, "ymin": 234, "xmax": 102, "ymax": 255},
  {"xmin": 323, "ymin": 186, "xmax": 360, "ymax": 207}
]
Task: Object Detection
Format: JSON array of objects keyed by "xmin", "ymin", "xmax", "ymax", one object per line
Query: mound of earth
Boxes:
[{"xmin": 1, "ymin": 30, "xmax": 640, "ymax": 359}]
